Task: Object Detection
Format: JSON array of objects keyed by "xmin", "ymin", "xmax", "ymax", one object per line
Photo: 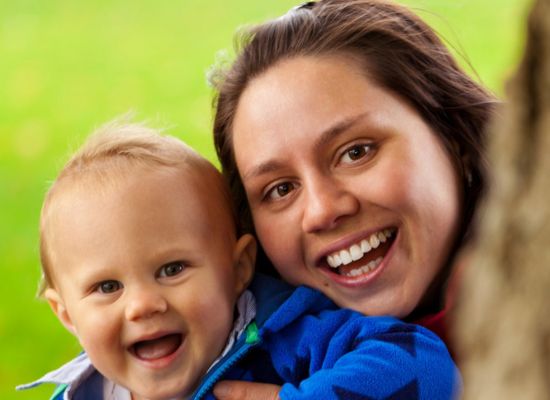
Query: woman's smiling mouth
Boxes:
[{"xmin": 325, "ymin": 228, "xmax": 396, "ymax": 277}]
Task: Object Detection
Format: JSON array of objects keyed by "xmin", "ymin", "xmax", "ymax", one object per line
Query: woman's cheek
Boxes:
[{"xmin": 255, "ymin": 209, "xmax": 303, "ymax": 282}]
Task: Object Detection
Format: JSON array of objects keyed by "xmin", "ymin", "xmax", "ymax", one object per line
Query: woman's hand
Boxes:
[{"xmin": 213, "ymin": 381, "xmax": 281, "ymax": 400}]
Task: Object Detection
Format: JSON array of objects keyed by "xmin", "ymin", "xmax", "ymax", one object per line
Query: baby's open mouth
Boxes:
[
  {"xmin": 131, "ymin": 333, "xmax": 183, "ymax": 361},
  {"xmin": 325, "ymin": 228, "xmax": 396, "ymax": 277}
]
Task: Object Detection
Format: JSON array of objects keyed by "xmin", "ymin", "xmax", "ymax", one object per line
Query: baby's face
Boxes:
[{"xmin": 45, "ymin": 166, "xmax": 252, "ymax": 399}]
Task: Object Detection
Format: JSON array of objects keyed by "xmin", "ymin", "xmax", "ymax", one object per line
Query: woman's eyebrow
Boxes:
[
  {"xmin": 313, "ymin": 112, "xmax": 369, "ymax": 151},
  {"xmin": 242, "ymin": 159, "xmax": 286, "ymax": 181},
  {"xmin": 242, "ymin": 112, "xmax": 370, "ymax": 181}
]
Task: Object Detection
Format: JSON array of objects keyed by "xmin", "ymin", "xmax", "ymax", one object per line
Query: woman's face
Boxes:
[{"xmin": 232, "ymin": 54, "xmax": 461, "ymax": 318}]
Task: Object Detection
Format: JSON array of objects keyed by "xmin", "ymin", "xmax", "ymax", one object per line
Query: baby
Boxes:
[
  {"xmin": 20, "ymin": 120, "xmax": 257, "ymax": 399},
  {"xmin": 19, "ymin": 120, "xmax": 460, "ymax": 399}
]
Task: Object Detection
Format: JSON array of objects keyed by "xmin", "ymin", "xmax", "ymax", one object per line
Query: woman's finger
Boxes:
[{"xmin": 213, "ymin": 381, "xmax": 281, "ymax": 400}]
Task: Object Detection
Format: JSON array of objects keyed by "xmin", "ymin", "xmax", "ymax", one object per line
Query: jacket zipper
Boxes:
[{"xmin": 192, "ymin": 322, "xmax": 261, "ymax": 399}]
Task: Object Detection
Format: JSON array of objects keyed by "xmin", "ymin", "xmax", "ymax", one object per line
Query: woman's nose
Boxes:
[
  {"xmin": 125, "ymin": 287, "xmax": 168, "ymax": 321},
  {"xmin": 301, "ymin": 175, "xmax": 359, "ymax": 233}
]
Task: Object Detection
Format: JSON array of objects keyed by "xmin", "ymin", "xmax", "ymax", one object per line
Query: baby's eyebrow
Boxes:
[{"xmin": 75, "ymin": 265, "xmax": 113, "ymax": 283}]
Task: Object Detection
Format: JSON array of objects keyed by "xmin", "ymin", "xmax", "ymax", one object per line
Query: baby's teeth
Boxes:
[
  {"xmin": 340, "ymin": 250, "xmax": 353, "ymax": 265},
  {"xmin": 369, "ymin": 234, "xmax": 380, "ymax": 249},
  {"xmin": 360, "ymin": 239, "xmax": 371, "ymax": 253},
  {"xmin": 350, "ymin": 245, "xmax": 362, "ymax": 261}
]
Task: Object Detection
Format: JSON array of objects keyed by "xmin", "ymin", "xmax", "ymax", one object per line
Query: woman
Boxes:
[{"xmin": 211, "ymin": 0, "xmax": 496, "ymax": 398}]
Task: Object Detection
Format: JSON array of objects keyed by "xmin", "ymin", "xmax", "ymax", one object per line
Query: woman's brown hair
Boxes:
[{"xmin": 212, "ymin": 0, "xmax": 497, "ymax": 305}]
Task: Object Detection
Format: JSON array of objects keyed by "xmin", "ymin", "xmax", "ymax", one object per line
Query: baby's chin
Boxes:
[{"xmin": 130, "ymin": 384, "xmax": 193, "ymax": 400}]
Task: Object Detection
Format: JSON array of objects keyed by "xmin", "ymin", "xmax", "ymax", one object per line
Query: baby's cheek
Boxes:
[
  {"xmin": 188, "ymin": 300, "xmax": 234, "ymax": 365},
  {"xmin": 76, "ymin": 311, "xmax": 119, "ymax": 348}
]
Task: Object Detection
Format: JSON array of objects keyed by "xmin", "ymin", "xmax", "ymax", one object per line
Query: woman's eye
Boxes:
[
  {"xmin": 265, "ymin": 182, "xmax": 295, "ymax": 201},
  {"xmin": 158, "ymin": 262, "xmax": 185, "ymax": 278},
  {"xmin": 97, "ymin": 280, "xmax": 122, "ymax": 294},
  {"xmin": 339, "ymin": 144, "xmax": 373, "ymax": 164}
]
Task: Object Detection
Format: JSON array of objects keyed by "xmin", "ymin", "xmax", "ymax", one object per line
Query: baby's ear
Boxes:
[
  {"xmin": 233, "ymin": 234, "xmax": 257, "ymax": 296},
  {"xmin": 45, "ymin": 288, "xmax": 77, "ymax": 336}
]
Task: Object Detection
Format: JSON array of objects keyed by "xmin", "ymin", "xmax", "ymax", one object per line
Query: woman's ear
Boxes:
[
  {"xmin": 45, "ymin": 288, "xmax": 77, "ymax": 336},
  {"xmin": 233, "ymin": 234, "xmax": 257, "ymax": 296}
]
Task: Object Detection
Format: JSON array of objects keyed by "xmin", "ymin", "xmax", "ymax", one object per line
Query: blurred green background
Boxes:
[{"xmin": 1, "ymin": 0, "xmax": 532, "ymax": 397}]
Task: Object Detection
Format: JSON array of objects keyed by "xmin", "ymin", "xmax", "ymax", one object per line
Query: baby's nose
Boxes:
[{"xmin": 125, "ymin": 288, "xmax": 168, "ymax": 321}]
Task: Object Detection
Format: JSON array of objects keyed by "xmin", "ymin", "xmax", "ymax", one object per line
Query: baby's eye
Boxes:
[
  {"xmin": 158, "ymin": 262, "xmax": 185, "ymax": 278},
  {"xmin": 265, "ymin": 182, "xmax": 296, "ymax": 201},
  {"xmin": 96, "ymin": 280, "xmax": 122, "ymax": 294},
  {"xmin": 339, "ymin": 144, "xmax": 374, "ymax": 164}
]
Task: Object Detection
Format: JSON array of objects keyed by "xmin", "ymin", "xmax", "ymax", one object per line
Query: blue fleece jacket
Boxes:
[{"xmin": 19, "ymin": 274, "xmax": 460, "ymax": 399}]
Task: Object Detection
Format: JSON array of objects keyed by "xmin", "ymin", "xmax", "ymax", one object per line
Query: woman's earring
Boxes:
[{"xmin": 465, "ymin": 169, "xmax": 473, "ymax": 188}]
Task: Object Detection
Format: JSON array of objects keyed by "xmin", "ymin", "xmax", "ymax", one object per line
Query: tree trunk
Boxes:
[{"xmin": 455, "ymin": 0, "xmax": 550, "ymax": 398}]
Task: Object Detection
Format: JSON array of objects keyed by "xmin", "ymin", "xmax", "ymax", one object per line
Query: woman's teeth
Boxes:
[
  {"xmin": 326, "ymin": 229, "xmax": 393, "ymax": 268},
  {"xmin": 344, "ymin": 256, "xmax": 383, "ymax": 277}
]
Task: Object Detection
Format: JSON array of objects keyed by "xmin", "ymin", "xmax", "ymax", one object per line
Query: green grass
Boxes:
[{"xmin": 1, "ymin": 0, "xmax": 532, "ymax": 398}]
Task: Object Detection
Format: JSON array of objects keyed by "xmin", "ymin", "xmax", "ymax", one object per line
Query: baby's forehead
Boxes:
[
  {"xmin": 58, "ymin": 160, "xmax": 213, "ymax": 196},
  {"xmin": 43, "ymin": 168, "xmax": 233, "ymax": 254},
  {"xmin": 51, "ymin": 160, "xmax": 235, "ymax": 227}
]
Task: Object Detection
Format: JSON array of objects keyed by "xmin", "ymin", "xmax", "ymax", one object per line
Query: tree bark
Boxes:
[{"xmin": 455, "ymin": 0, "xmax": 550, "ymax": 398}]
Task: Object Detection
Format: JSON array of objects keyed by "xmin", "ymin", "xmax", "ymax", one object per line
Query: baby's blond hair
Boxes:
[{"xmin": 38, "ymin": 118, "xmax": 235, "ymax": 296}]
